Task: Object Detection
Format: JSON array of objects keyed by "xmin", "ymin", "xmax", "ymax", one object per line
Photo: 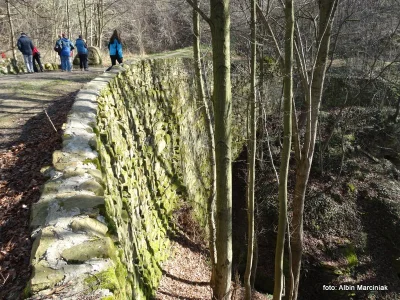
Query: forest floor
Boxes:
[
  {"xmin": 155, "ymin": 206, "xmax": 271, "ymax": 300},
  {"xmin": 239, "ymin": 107, "xmax": 400, "ymax": 300}
]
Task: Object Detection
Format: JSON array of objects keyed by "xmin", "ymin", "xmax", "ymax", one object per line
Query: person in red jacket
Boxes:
[{"xmin": 32, "ymin": 47, "xmax": 43, "ymax": 72}]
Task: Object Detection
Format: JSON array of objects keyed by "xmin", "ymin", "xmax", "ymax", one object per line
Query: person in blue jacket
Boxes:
[
  {"xmin": 108, "ymin": 29, "xmax": 123, "ymax": 66},
  {"xmin": 56, "ymin": 33, "xmax": 74, "ymax": 72},
  {"xmin": 75, "ymin": 35, "xmax": 88, "ymax": 71}
]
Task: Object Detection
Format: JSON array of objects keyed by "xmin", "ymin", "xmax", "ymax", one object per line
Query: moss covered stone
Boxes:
[
  {"xmin": 61, "ymin": 237, "xmax": 116, "ymax": 263},
  {"xmin": 30, "ymin": 227, "xmax": 58, "ymax": 263},
  {"xmin": 30, "ymin": 264, "xmax": 65, "ymax": 292},
  {"xmin": 70, "ymin": 216, "xmax": 108, "ymax": 237},
  {"xmin": 60, "ymin": 194, "xmax": 104, "ymax": 210}
]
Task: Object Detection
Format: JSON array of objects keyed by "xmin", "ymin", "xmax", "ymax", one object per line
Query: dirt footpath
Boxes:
[
  {"xmin": 0, "ymin": 69, "xmax": 104, "ymax": 152},
  {"xmin": 0, "ymin": 69, "xmax": 104, "ymax": 299}
]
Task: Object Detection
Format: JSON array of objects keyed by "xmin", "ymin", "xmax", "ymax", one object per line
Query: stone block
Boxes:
[
  {"xmin": 30, "ymin": 263, "xmax": 65, "ymax": 292},
  {"xmin": 30, "ymin": 227, "xmax": 59, "ymax": 263},
  {"xmin": 31, "ymin": 201, "xmax": 52, "ymax": 228},
  {"xmin": 61, "ymin": 237, "xmax": 115, "ymax": 263},
  {"xmin": 60, "ymin": 195, "xmax": 105, "ymax": 211},
  {"xmin": 70, "ymin": 216, "xmax": 108, "ymax": 237}
]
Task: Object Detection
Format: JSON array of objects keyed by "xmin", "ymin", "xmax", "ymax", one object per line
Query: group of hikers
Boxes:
[{"xmin": 16, "ymin": 29, "xmax": 123, "ymax": 73}]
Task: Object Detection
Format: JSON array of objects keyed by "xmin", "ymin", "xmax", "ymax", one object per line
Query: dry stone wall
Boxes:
[
  {"xmin": 94, "ymin": 58, "xmax": 213, "ymax": 298},
  {"xmin": 26, "ymin": 57, "xmax": 233, "ymax": 299},
  {"xmin": 0, "ymin": 58, "xmax": 59, "ymax": 74}
]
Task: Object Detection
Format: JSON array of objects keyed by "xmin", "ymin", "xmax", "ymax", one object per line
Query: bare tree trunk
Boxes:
[
  {"xmin": 273, "ymin": 0, "xmax": 293, "ymax": 299},
  {"xmin": 6, "ymin": 0, "xmax": 17, "ymax": 65},
  {"xmin": 66, "ymin": 0, "xmax": 71, "ymax": 38},
  {"xmin": 290, "ymin": 1, "xmax": 338, "ymax": 299},
  {"xmin": 90, "ymin": 1, "xmax": 93, "ymax": 46},
  {"xmin": 77, "ymin": 1, "xmax": 83, "ymax": 36},
  {"xmin": 210, "ymin": 0, "xmax": 232, "ymax": 297},
  {"xmin": 137, "ymin": 23, "xmax": 146, "ymax": 56},
  {"xmin": 244, "ymin": 0, "xmax": 257, "ymax": 298},
  {"xmin": 192, "ymin": 0, "xmax": 217, "ymax": 290},
  {"xmin": 96, "ymin": 0, "xmax": 104, "ymax": 48},
  {"xmin": 83, "ymin": 0, "xmax": 89, "ymax": 41},
  {"xmin": 250, "ymin": 228, "xmax": 258, "ymax": 289},
  {"xmin": 289, "ymin": 158, "xmax": 310, "ymax": 300},
  {"xmin": 257, "ymin": 28, "xmax": 266, "ymax": 169},
  {"xmin": 52, "ymin": 0, "xmax": 58, "ymax": 63}
]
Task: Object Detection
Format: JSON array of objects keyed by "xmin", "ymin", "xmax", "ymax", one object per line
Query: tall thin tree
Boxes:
[
  {"xmin": 273, "ymin": 0, "xmax": 293, "ymax": 299},
  {"xmin": 210, "ymin": 0, "xmax": 233, "ymax": 297},
  {"xmin": 290, "ymin": 2, "xmax": 338, "ymax": 298},
  {"xmin": 192, "ymin": 0, "xmax": 217, "ymax": 289},
  {"xmin": 6, "ymin": 0, "xmax": 17, "ymax": 65},
  {"xmin": 185, "ymin": 0, "xmax": 232, "ymax": 297},
  {"xmin": 244, "ymin": 0, "xmax": 257, "ymax": 298}
]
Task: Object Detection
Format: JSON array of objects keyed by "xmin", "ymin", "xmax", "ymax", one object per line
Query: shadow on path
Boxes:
[{"xmin": 0, "ymin": 92, "xmax": 76, "ymax": 299}]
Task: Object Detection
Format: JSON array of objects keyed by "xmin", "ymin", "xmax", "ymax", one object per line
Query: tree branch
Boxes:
[
  {"xmin": 185, "ymin": 0, "xmax": 211, "ymax": 25},
  {"xmin": 256, "ymin": 3, "xmax": 283, "ymax": 66}
]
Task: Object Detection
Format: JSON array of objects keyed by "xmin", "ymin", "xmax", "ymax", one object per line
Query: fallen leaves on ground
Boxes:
[{"xmin": 0, "ymin": 92, "xmax": 76, "ymax": 300}]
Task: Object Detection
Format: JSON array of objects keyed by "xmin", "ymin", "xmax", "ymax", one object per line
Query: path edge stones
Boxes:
[{"xmin": 26, "ymin": 65, "xmax": 129, "ymax": 299}]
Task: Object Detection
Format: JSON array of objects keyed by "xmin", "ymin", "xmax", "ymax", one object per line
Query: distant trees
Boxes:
[
  {"xmin": 1, "ymin": 0, "xmax": 399, "ymax": 297},
  {"xmin": 0, "ymin": 0, "xmax": 193, "ymax": 60}
]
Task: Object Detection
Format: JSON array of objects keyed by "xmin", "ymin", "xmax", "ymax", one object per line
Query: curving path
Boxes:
[{"xmin": 0, "ymin": 69, "xmax": 104, "ymax": 152}]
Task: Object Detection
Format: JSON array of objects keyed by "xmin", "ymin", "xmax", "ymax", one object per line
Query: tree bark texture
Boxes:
[
  {"xmin": 210, "ymin": 0, "xmax": 232, "ymax": 298},
  {"xmin": 192, "ymin": 0, "xmax": 217, "ymax": 289},
  {"xmin": 290, "ymin": 1, "xmax": 338, "ymax": 299},
  {"xmin": 6, "ymin": 0, "xmax": 17, "ymax": 63},
  {"xmin": 244, "ymin": 0, "xmax": 257, "ymax": 297},
  {"xmin": 273, "ymin": 0, "xmax": 294, "ymax": 299}
]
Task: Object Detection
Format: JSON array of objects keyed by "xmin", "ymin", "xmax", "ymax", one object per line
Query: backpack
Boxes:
[{"xmin": 54, "ymin": 42, "xmax": 61, "ymax": 53}]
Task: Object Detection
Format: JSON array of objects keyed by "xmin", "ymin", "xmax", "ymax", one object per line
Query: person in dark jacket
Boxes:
[
  {"xmin": 75, "ymin": 35, "xmax": 88, "ymax": 71},
  {"xmin": 108, "ymin": 29, "xmax": 123, "ymax": 66},
  {"xmin": 17, "ymin": 33, "xmax": 34, "ymax": 73},
  {"xmin": 32, "ymin": 47, "xmax": 43, "ymax": 72},
  {"xmin": 57, "ymin": 33, "xmax": 74, "ymax": 72}
]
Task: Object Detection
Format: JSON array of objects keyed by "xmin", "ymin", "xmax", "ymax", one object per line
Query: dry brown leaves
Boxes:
[{"xmin": 0, "ymin": 92, "xmax": 76, "ymax": 300}]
